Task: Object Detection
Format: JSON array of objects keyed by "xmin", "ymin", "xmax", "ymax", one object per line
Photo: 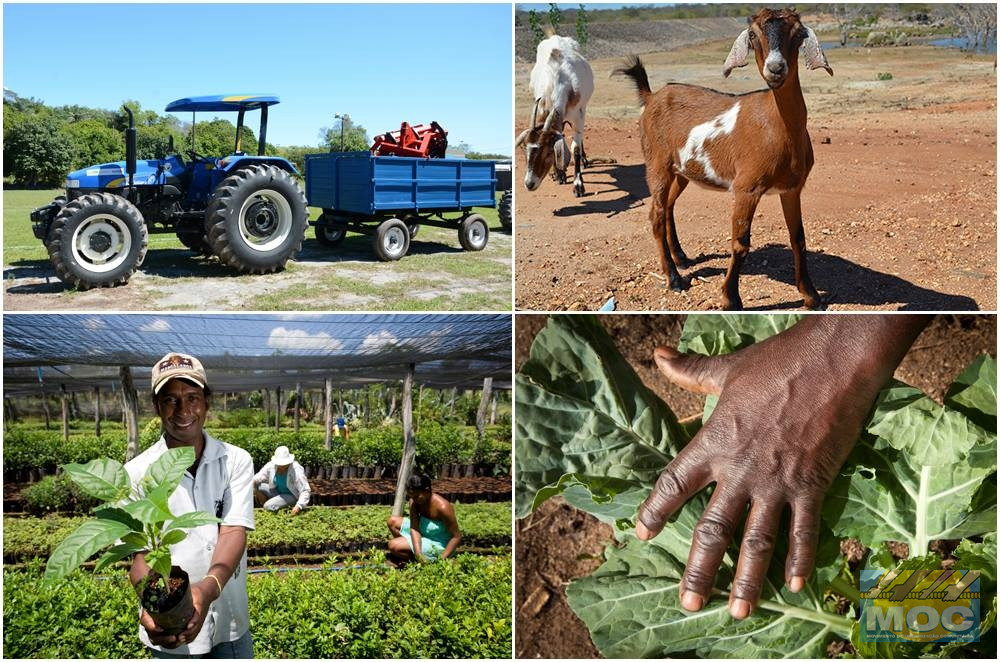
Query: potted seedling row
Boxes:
[{"xmin": 44, "ymin": 446, "xmax": 220, "ymax": 635}]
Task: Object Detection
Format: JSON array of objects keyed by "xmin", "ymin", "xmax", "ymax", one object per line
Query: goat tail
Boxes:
[{"xmin": 611, "ymin": 55, "xmax": 652, "ymax": 106}]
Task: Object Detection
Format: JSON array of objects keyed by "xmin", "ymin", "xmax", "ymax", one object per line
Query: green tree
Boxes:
[
  {"xmin": 62, "ymin": 119, "xmax": 123, "ymax": 169},
  {"xmin": 319, "ymin": 114, "xmax": 369, "ymax": 152},
  {"xmin": 4, "ymin": 113, "xmax": 74, "ymax": 187},
  {"xmin": 575, "ymin": 4, "xmax": 589, "ymax": 49},
  {"xmin": 187, "ymin": 118, "xmax": 256, "ymax": 156},
  {"xmin": 548, "ymin": 3, "xmax": 563, "ymax": 34},
  {"xmin": 528, "ymin": 10, "xmax": 545, "ymax": 47}
]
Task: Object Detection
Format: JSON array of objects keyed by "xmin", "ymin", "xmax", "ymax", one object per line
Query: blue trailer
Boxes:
[{"xmin": 304, "ymin": 152, "xmax": 497, "ymax": 261}]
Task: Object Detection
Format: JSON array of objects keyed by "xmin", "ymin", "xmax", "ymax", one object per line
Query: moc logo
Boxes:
[{"xmin": 860, "ymin": 569, "xmax": 981, "ymax": 643}]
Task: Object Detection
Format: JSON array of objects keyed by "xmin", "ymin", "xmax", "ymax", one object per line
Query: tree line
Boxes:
[{"xmin": 3, "ymin": 94, "xmax": 506, "ymax": 189}]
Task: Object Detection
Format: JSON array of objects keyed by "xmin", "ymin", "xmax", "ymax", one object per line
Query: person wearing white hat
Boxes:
[
  {"xmin": 252, "ymin": 446, "xmax": 311, "ymax": 515},
  {"xmin": 126, "ymin": 352, "xmax": 255, "ymax": 658}
]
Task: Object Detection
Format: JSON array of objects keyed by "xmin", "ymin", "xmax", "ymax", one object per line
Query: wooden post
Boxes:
[
  {"xmin": 324, "ymin": 378, "xmax": 333, "ymax": 450},
  {"xmin": 94, "ymin": 386, "xmax": 102, "ymax": 437},
  {"xmin": 40, "ymin": 391, "xmax": 52, "ymax": 430},
  {"xmin": 60, "ymin": 385, "xmax": 70, "ymax": 442},
  {"xmin": 392, "ymin": 364, "xmax": 417, "ymax": 516},
  {"xmin": 415, "ymin": 384, "xmax": 424, "ymax": 434},
  {"xmin": 365, "ymin": 388, "xmax": 371, "ymax": 425},
  {"xmin": 449, "ymin": 387, "xmax": 457, "ymax": 416},
  {"xmin": 263, "ymin": 389, "xmax": 270, "ymax": 428},
  {"xmin": 274, "ymin": 386, "xmax": 282, "ymax": 432},
  {"xmin": 294, "ymin": 382, "xmax": 302, "ymax": 433},
  {"xmin": 120, "ymin": 366, "xmax": 140, "ymax": 461},
  {"xmin": 490, "ymin": 391, "xmax": 498, "ymax": 425},
  {"xmin": 476, "ymin": 377, "xmax": 493, "ymax": 446}
]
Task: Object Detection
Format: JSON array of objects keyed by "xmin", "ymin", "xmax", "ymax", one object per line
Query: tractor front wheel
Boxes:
[
  {"xmin": 205, "ymin": 165, "xmax": 308, "ymax": 274},
  {"xmin": 458, "ymin": 213, "xmax": 489, "ymax": 251},
  {"xmin": 373, "ymin": 218, "xmax": 410, "ymax": 261},
  {"xmin": 47, "ymin": 192, "xmax": 148, "ymax": 289},
  {"xmin": 498, "ymin": 191, "xmax": 512, "ymax": 232}
]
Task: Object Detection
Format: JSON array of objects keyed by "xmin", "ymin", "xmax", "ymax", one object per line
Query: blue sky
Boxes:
[{"xmin": 3, "ymin": 3, "xmax": 513, "ymax": 155}]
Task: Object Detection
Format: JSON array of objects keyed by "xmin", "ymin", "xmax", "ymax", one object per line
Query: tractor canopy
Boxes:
[{"xmin": 165, "ymin": 94, "xmax": 280, "ymax": 113}]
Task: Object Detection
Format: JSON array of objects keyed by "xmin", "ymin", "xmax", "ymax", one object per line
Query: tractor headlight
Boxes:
[{"xmin": 65, "ymin": 179, "xmax": 80, "ymax": 188}]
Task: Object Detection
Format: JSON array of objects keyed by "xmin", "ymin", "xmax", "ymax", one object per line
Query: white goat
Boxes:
[{"xmin": 516, "ymin": 35, "xmax": 594, "ymax": 197}]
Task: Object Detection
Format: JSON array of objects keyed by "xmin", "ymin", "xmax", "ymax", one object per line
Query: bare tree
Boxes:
[{"xmin": 950, "ymin": 4, "xmax": 997, "ymax": 52}]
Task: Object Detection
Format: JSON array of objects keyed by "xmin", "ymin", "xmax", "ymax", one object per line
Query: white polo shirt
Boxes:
[{"xmin": 125, "ymin": 432, "xmax": 255, "ymax": 655}]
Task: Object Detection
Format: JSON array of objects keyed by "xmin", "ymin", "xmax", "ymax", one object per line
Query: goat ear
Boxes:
[
  {"xmin": 723, "ymin": 29, "xmax": 750, "ymax": 77},
  {"xmin": 802, "ymin": 26, "xmax": 834, "ymax": 75}
]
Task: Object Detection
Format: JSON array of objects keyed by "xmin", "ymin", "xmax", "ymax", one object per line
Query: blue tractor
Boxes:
[{"xmin": 30, "ymin": 94, "xmax": 308, "ymax": 289}]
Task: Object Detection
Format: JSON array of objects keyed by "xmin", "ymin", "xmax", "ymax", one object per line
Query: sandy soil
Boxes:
[
  {"xmin": 514, "ymin": 41, "xmax": 997, "ymax": 311},
  {"xmin": 514, "ymin": 314, "xmax": 997, "ymax": 658}
]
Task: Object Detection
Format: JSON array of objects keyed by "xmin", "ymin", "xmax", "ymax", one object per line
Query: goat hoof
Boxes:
[
  {"xmin": 667, "ymin": 276, "xmax": 689, "ymax": 292},
  {"xmin": 674, "ymin": 255, "xmax": 692, "ymax": 269},
  {"xmin": 805, "ymin": 298, "xmax": 827, "ymax": 311},
  {"xmin": 722, "ymin": 299, "xmax": 743, "ymax": 311},
  {"xmin": 574, "ymin": 185, "xmax": 585, "ymax": 198}
]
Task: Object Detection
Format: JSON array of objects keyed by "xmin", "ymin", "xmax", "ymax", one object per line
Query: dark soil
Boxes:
[
  {"xmin": 514, "ymin": 314, "xmax": 996, "ymax": 658},
  {"xmin": 141, "ymin": 569, "xmax": 189, "ymax": 614}
]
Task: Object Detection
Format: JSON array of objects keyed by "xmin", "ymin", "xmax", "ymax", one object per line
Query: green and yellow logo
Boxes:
[{"xmin": 860, "ymin": 569, "xmax": 981, "ymax": 642}]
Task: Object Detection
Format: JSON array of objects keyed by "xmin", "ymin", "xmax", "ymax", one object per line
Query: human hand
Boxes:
[
  {"xmin": 290, "ymin": 506, "xmax": 301, "ymax": 517},
  {"xmin": 635, "ymin": 315, "xmax": 928, "ymax": 620},
  {"xmin": 173, "ymin": 581, "xmax": 215, "ymax": 646},
  {"xmin": 140, "ymin": 608, "xmax": 180, "ymax": 649}
]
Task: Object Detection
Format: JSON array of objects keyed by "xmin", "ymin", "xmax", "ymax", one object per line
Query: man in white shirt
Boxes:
[{"xmin": 126, "ymin": 352, "xmax": 256, "ymax": 658}]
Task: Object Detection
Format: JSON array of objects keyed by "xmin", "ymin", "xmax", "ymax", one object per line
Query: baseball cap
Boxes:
[{"xmin": 151, "ymin": 352, "xmax": 208, "ymax": 394}]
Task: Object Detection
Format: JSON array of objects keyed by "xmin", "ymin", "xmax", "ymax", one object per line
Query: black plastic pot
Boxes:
[{"xmin": 140, "ymin": 566, "xmax": 194, "ymax": 636}]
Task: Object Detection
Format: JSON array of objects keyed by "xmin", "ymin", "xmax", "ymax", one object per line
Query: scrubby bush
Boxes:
[{"xmin": 21, "ymin": 475, "xmax": 100, "ymax": 515}]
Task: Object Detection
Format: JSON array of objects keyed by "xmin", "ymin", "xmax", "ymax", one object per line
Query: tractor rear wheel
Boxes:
[
  {"xmin": 47, "ymin": 192, "xmax": 148, "ymax": 289},
  {"xmin": 315, "ymin": 212, "xmax": 347, "ymax": 247},
  {"xmin": 458, "ymin": 213, "xmax": 489, "ymax": 251},
  {"xmin": 373, "ymin": 218, "xmax": 410, "ymax": 261},
  {"xmin": 498, "ymin": 190, "xmax": 512, "ymax": 232},
  {"xmin": 205, "ymin": 165, "xmax": 308, "ymax": 274}
]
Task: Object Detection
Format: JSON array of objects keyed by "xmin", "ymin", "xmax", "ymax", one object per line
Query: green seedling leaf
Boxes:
[
  {"xmin": 160, "ymin": 530, "xmax": 187, "ymax": 546},
  {"xmin": 164, "ymin": 511, "xmax": 221, "ymax": 532},
  {"xmin": 945, "ymin": 355, "xmax": 997, "ymax": 433},
  {"xmin": 122, "ymin": 496, "xmax": 174, "ymax": 525},
  {"xmin": 94, "ymin": 507, "xmax": 144, "ymax": 533},
  {"xmin": 145, "ymin": 547, "xmax": 172, "ymax": 582},
  {"xmin": 123, "ymin": 532, "xmax": 148, "ymax": 549},
  {"xmin": 954, "ymin": 532, "xmax": 997, "ymax": 586},
  {"xmin": 44, "ymin": 519, "xmax": 133, "ymax": 581},
  {"xmin": 61, "ymin": 458, "xmax": 130, "ymax": 502},
  {"xmin": 677, "ymin": 314, "xmax": 802, "ymax": 356},
  {"xmin": 94, "ymin": 543, "xmax": 144, "ymax": 573},
  {"xmin": 146, "ymin": 446, "xmax": 194, "ymax": 500}
]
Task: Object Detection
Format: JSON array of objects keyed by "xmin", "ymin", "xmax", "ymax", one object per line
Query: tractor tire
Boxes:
[
  {"xmin": 177, "ymin": 229, "xmax": 212, "ymax": 256},
  {"xmin": 458, "ymin": 213, "xmax": 489, "ymax": 251},
  {"xmin": 372, "ymin": 218, "xmax": 410, "ymax": 261},
  {"xmin": 47, "ymin": 192, "xmax": 148, "ymax": 289},
  {"xmin": 498, "ymin": 190, "xmax": 512, "ymax": 232},
  {"xmin": 205, "ymin": 165, "xmax": 308, "ymax": 274},
  {"xmin": 315, "ymin": 212, "xmax": 347, "ymax": 247}
]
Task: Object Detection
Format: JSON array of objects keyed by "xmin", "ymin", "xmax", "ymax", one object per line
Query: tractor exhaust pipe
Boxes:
[{"xmin": 123, "ymin": 106, "xmax": 137, "ymax": 190}]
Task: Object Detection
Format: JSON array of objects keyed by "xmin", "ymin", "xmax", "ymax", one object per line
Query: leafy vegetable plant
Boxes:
[
  {"xmin": 516, "ymin": 315, "xmax": 997, "ymax": 658},
  {"xmin": 44, "ymin": 446, "xmax": 220, "ymax": 588}
]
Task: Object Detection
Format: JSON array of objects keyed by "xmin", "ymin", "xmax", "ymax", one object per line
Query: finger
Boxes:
[
  {"xmin": 654, "ymin": 346, "xmax": 729, "ymax": 396},
  {"xmin": 680, "ymin": 487, "xmax": 747, "ymax": 611},
  {"xmin": 785, "ymin": 498, "xmax": 822, "ymax": 592},
  {"xmin": 635, "ymin": 443, "xmax": 711, "ymax": 541},
  {"xmin": 729, "ymin": 499, "xmax": 784, "ymax": 619}
]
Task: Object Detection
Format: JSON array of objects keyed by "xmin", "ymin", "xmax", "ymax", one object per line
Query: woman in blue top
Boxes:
[{"xmin": 387, "ymin": 474, "xmax": 461, "ymax": 563}]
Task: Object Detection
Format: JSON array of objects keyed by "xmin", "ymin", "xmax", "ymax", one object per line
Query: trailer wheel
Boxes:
[
  {"xmin": 205, "ymin": 165, "xmax": 308, "ymax": 274},
  {"xmin": 407, "ymin": 223, "xmax": 420, "ymax": 240},
  {"xmin": 373, "ymin": 218, "xmax": 410, "ymax": 261},
  {"xmin": 458, "ymin": 213, "xmax": 489, "ymax": 251},
  {"xmin": 498, "ymin": 190, "xmax": 512, "ymax": 232},
  {"xmin": 315, "ymin": 213, "xmax": 347, "ymax": 247},
  {"xmin": 47, "ymin": 192, "xmax": 148, "ymax": 289}
]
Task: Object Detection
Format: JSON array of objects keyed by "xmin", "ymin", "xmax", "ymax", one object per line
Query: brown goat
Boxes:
[{"xmin": 614, "ymin": 8, "xmax": 832, "ymax": 310}]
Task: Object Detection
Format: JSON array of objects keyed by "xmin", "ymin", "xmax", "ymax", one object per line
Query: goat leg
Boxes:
[
  {"xmin": 779, "ymin": 190, "xmax": 825, "ymax": 310},
  {"xmin": 721, "ymin": 192, "xmax": 761, "ymax": 311},
  {"xmin": 651, "ymin": 181, "xmax": 687, "ymax": 291},
  {"xmin": 573, "ymin": 142, "xmax": 585, "ymax": 197},
  {"xmin": 665, "ymin": 176, "xmax": 691, "ymax": 268}
]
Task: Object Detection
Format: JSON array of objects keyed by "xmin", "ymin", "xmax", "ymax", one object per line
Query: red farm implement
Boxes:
[{"xmin": 370, "ymin": 121, "xmax": 449, "ymax": 158}]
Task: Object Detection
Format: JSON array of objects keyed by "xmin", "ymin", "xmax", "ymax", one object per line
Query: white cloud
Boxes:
[
  {"xmin": 82, "ymin": 317, "xmax": 107, "ymax": 330},
  {"xmin": 267, "ymin": 327, "xmax": 344, "ymax": 351},
  {"xmin": 139, "ymin": 319, "xmax": 172, "ymax": 333},
  {"xmin": 360, "ymin": 330, "xmax": 399, "ymax": 351}
]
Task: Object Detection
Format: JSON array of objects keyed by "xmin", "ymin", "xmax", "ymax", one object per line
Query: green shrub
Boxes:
[
  {"xmin": 876, "ymin": 71, "xmax": 893, "ymax": 80},
  {"xmin": 21, "ymin": 475, "xmax": 100, "ymax": 515}
]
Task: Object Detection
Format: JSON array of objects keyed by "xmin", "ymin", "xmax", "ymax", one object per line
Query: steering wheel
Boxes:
[{"xmin": 185, "ymin": 149, "xmax": 212, "ymax": 163}]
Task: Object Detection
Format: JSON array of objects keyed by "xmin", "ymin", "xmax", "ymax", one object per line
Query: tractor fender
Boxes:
[{"xmin": 219, "ymin": 156, "xmax": 300, "ymax": 176}]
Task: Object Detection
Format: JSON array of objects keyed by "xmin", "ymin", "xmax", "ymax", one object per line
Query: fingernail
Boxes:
[
  {"xmin": 789, "ymin": 576, "xmax": 805, "ymax": 593},
  {"xmin": 731, "ymin": 598, "xmax": 751, "ymax": 619},
  {"xmin": 654, "ymin": 347, "xmax": 676, "ymax": 363},
  {"xmin": 681, "ymin": 591, "xmax": 704, "ymax": 611},
  {"xmin": 635, "ymin": 521, "xmax": 651, "ymax": 540}
]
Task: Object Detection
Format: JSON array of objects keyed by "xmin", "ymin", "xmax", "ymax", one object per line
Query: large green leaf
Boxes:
[
  {"xmin": 165, "ymin": 511, "xmax": 221, "ymax": 532},
  {"xmin": 515, "ymin": 316, "xmax": 687, "ymax": 518},
  {"xmin": 945, "ymin": 355, "xmax": 997, "ymax": 433},
  {"xmin": 122, "ymin": 495, "xmax": 174, "ymax": 525},
  {"xmin": 44, "ymin": 519, "xmax": 133, "ymax": 581},
  {"xmin": 146, "ymin": 446, "xmax": 195, "ymax": 500},
  {"xmin": 61, "ymin": 458, "xmax": 130, "ymax": 503},
  {"xmin": 677, "ymin": 314, "xmax": 802, "ymax": 356},
  {"xmin": 567, "ymin": 538, "xmax": 851, "ymax": 658}
]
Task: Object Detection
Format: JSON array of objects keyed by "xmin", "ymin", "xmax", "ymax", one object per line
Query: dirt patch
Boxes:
[
  {"xmin": 514, "ymin": 314, "xmax": 996, "ymax": 658},
  {"xmin": 514, "ymin": 40, "xmax": 996, "ymax": 311}
]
